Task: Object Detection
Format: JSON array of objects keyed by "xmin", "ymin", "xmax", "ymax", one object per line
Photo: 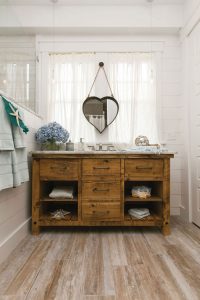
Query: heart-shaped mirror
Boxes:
[{"xmin": 82, "ymin": 96, "xmax": 119, "ymax": 133}]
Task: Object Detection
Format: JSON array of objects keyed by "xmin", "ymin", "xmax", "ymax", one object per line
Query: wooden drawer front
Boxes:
[
  {"xmin": 82, "ymin": 202, "xmax": 121, "ymax": 221},
  {"xmin": 125, "ymin": 159, "xmax": 163, "ymax": 179},
  {"xmin": 40, "ymin": 159, "xmax": 78, "ymax": 180},
  {"xmin": 82, "ymin": 181, "xmax": 120, "ymax": 201},
  {"xmin": 82, "ymin": 159, "xmax": 120, "ymax": 176}
]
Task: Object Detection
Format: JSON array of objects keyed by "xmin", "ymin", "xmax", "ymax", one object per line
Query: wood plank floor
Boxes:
[{"xmin": 1, "ymin": 217, "xmax": 200, "ymax": 300}]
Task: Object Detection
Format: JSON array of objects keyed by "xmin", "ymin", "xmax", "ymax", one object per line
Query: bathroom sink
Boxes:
[{"xmin": 86, "ymin": 143, "xmax": 116, "ymax": 151}]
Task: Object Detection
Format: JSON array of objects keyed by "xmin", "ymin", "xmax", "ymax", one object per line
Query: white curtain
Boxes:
[
  {"xmin": 47, "ymin": 53, "xmax": 96, "ymax": 142},
  {"xmin": 108, "ymin": 53, "xmax": 159, "ymax": 144},
  {"xmin": 47, "ymin": 52, "xmax": 159, "ymax": 144}
]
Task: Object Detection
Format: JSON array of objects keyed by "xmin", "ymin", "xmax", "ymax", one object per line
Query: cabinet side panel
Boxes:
[
  {"xmin": 162, "ymin": 158, "xmax": 170, "ymax": 235},
  {"xmin": 32, "ymin": 159, "xmax": 40, "ymax": 235}
]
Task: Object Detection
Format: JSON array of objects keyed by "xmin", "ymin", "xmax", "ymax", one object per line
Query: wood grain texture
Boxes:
[
  {"xmin": 40, "ymin": 159, "xmax": 79, "ymax": 180},
  {"xmin": 82, "ymin": 181, "xmax": 121, "ymax": 201},
  {"xmin": 82, "ymin": 159, "xmax": 120, "ymax": 177},
  {"xmin": 32, "ymin": 158, "xmax": 40, "ymax": 235},
  {"xmin": 32, "ymin": 154, "xmax": 173, "ymax": 234},
  {"xmin": 125, "ymin": 158, "xmax": 164, "ymax": 180},
  {"xmin": 1, "ymin": 217, "xmax": 200, "ymax": 299}
]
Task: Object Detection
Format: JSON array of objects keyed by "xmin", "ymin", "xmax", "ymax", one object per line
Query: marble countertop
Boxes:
[{"xmin": 31, "ymin": 143, "xmax": 176, "ymax": 156}]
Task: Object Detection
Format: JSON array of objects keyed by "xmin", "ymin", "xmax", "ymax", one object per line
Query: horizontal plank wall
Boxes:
[
  {"xmin": 161, "ymin": 36, "xmax": 183, "ymax": 216},
  {"xmin": 0, "ymin": 109, "xmax": 42, "ymax": 265}
]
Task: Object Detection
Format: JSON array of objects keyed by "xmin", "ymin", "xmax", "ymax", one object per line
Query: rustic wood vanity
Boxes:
[{"xmin": 32, "ymin": 151, "xmax": 174, "ymax": 235}]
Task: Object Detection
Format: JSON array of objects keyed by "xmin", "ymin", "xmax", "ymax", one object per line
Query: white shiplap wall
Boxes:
[
  {"xmin": 0, "ymin": 110, "xmax": 42, "ymax": 264},
  {"xmin": 161, "ymin": 36, "xmax": 183, "ymax": 215}
]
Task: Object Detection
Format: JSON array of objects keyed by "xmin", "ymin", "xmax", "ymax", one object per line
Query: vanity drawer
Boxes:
[
  {"xmin": 125, "ymin": 159, "xmax": 163, "ymax": 180},
  {"xmin": 82, "ymin": 159, "xmax": 120, "ymax": 177},
  {"xmin": 40, "ymin": 159, "xmax": 79, "ymax": 180},
  {"xmin": 82, "ymin": 202, "xmax": 121, "ymax": 221},
  {"xmin": 82, "ymin": 181, "xmax": 120, "ymax": 201}
]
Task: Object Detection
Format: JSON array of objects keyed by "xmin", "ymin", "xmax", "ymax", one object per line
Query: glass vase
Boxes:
[{"xmin": 41, "ymin": 141, "xmax": 60, "ymax": 151}]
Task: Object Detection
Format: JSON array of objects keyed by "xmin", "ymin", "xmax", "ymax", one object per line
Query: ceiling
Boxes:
[{"xmin": 0, "ymin": 0, "xmax": 185, "ymax": 5}]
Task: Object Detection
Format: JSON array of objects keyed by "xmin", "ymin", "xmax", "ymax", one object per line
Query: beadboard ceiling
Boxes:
[{"xmin": 0, "ymin": 0, "xmax": 185, "ymax": 5}]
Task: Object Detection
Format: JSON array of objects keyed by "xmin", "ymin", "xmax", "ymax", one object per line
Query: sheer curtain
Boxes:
[
  {"xmin": 108, "ymin": 53, "xmax": 159, "ymax": 144},
  {"xmin": 47, "ymin": 52, "xmax": 159, "ymax": 144},
  {"xmin": 47, "ymin": 53, "xmax": 96, "ymax": 142}
]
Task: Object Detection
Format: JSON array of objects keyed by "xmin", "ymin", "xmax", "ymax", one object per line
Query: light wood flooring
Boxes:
[{"xmin": 1, "ymin": 217, "xmax": 200, "ymax": 300}]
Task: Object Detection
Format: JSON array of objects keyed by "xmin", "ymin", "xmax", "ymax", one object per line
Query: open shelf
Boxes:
[
  {"xmin": 39, "ymin": 212, "xmax": 78, "ymax": 226},
  {"xmin": 41, "ymin": 196, "xmax": 78, "ymax": 203},
  {"xmin": 39, "ymin": 198, "xmax": 78, "ymax": 225},
  {"xmin": 124, "ymin": 181, "xmax": 163, "ymax": 202},
  {"xmin": 124, "ymin": 212, "xmax": 162, "ymax": 226},
  {"xmin": 125, "ymin": 195, "xmax": 162, "ymax": 202}
]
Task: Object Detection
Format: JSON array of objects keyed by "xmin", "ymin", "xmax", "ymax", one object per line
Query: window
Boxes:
[
  {"xmin": 46, "ymin": 52, "xmax": 159, "ymax": 144},
  {"xmin": 0, "ymin": 47, "xmax": 36, "ymax": 111}
]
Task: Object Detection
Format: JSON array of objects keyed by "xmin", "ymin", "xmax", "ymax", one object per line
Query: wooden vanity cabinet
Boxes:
[{"xmin": 32, "ymin": 152, "xmax": 173, "ymax": 236}]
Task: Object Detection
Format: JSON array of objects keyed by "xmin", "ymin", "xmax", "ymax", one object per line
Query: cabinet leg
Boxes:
[
  {"xmin": 32, "ymin": 220, "xmax": 40, "ymax": 235},
  {"xmin": 161, "ymin": 224, "xmax": 170, "ymax": 236}
]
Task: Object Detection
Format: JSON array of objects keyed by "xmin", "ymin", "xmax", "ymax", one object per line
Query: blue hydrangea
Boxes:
[{"xmin": 35, "ymin": 122, "xmax": 69, "ymax": 144}]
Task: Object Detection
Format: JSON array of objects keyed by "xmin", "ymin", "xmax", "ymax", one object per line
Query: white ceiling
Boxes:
[{"xmin": 0, "ymin": 0, "xmax": 185, "ymax": 5}]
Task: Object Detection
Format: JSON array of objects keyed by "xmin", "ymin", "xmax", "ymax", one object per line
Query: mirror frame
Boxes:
[{"xmin": 82, "ymin": 96, "xmax": 119, "ymax": 133}]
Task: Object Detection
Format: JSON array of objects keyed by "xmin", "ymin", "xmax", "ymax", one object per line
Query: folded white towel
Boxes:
[
  {"xmin": 49, "ymin": 186, "xmax": 74, "ymax": 199},
  {"xmin": 128, "ymin": 208, "xmax": 150, "ymax": 219},
  {"xmin": 128, "ymin": 208, "xmax": 150, "ymax": 216}
]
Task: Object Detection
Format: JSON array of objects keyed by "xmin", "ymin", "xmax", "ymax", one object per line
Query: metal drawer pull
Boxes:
[
  {"xmin": 93, "ymin": 167, "xmax": 110, "ymax": 170},
  {"xmin": 93, "ymin": 188, "xmax": 110, "ymax": 192},
  {"xmin": 92, "ymin": 210, "xmax": 110, "ymax": 215},
  {"xmin": 136, "ymin": 166, "xmax": 152, "ymax": 170},
  {"xmin": 50, "ymin": 165, "xmax": 68, "ymax": 170}
]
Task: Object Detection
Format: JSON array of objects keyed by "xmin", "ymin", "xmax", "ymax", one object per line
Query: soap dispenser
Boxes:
[
  {"xmin": 79, "ymin": 137, "xmax": 85, "ymax": 151},
  {"xmin": 66, "ymin": 139, "xmax": 74, "ymax": 151}
]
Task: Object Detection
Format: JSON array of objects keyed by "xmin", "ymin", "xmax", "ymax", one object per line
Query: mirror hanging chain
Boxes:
[{"xmin": 87, "ymin": 62, "xmax": 114, "ymax": 97}]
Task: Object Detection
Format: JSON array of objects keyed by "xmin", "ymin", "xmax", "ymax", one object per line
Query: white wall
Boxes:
[
  {"xmin": 0, "ymin": 110, "xmax": 42, "ymax": 264},
  {"xmin": 180, "ymin": 0, "xmax": 200, "ymax": 222},
  {"xmin": 159, "ymin": 36, "xmax": 183, "ymax": 216},
  {"xmin": 0, "ymin": 4, "xmax": 182, "ymax": 34}
]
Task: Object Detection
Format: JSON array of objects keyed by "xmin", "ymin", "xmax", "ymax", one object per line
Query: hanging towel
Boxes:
[
  {"xmin": 11, "ymin": 148, "xmax": 29, "ymax": 187},
  {"xmin": 0, "ymin": 96, "xmax": 14, "ymax": 151},
  {"xmin": 0, "ymin": 151, "xmax": 13, "ymax": 191},
  {"xmin": 0, "ymin": 95, "xmax": 29, "ymax": 191}
]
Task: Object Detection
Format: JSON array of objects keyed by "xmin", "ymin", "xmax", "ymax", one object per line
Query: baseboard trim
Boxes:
[{"xmin": 0, "ymin": 217, "xmax": 31, "ymax": 265}]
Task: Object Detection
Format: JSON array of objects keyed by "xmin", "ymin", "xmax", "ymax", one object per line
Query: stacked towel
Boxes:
[
  {"xmin": 128, "ymin": 208, "xmax": 150, "ymax": 219},
  {"xmin": 0, "ymin": 95, "xmax": 29, "ymax": 191}
]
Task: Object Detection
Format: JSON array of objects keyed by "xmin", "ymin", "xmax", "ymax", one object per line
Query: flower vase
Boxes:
[{"xmin": 41, "ymin": 141, "xmax": 60, "ymax": 151}]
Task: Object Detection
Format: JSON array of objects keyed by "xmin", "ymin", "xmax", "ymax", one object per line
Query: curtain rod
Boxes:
[
  {"xmin": 0, "ymin": 90, "xmax": 43, "ymax": 120},
  {"xmin": 48, "ymin": 51, "xmax": 159, "ymax": 55}
]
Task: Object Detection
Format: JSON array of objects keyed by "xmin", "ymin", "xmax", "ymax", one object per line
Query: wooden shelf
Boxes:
[
  {"xmin": 124, "ymin": 195, "xmax": 162, "ymax": 202},
  {"xmin": 124, "ymin": 212, "xmax": 162, "ymax": 226},
  {"xmin": 41, "ymin": 196, "xmax": 78, "ymax": 203},
  {"xmin": 39, "ymin": 212, "xmax": 78, "ymax": 226}
]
